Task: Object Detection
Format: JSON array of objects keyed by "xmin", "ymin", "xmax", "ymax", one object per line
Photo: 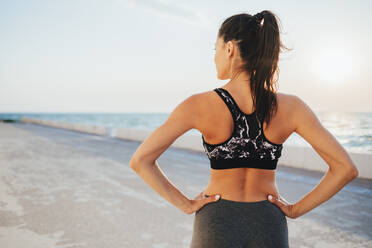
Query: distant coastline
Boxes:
[
  {"xmin": 14, "ymin": 117, "xmax": 372, "ymax": 180},
  {"xmin": 1, "ymin": 111, "xmax": 371, "ymax": 155}
]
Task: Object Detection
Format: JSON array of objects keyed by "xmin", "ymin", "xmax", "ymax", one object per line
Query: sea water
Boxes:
[{"xmin": 1, "ymin": 111, "xmax": 371, "ymax": 154}]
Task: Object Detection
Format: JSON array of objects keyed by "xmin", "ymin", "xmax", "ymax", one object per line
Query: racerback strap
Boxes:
[{"xmin": 214, "ymin": 88, "xmax": 240, "ymax": 120}]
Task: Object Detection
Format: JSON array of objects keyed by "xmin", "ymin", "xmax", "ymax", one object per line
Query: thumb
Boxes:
[{"xmin": 267, "ymin": 194, "xmax": 280, "ymax": 205}]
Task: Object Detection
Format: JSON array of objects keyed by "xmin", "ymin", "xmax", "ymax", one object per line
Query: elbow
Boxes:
[
  {"xmin": 351, "ymin": 167, "xmax": 359, "ymax": 178},
  {"xmin": 129, "ymin": 156, "xmax": 153, "ymax": 172},
  {"xmin": 130, "ymin": 152, "xmax": 156, "ymax": 172},
  {"xmin": 344, "ymin": 166, "xmax": 359, "ymax": 180},
  {"xmin": 129, "ymin": 156, "xmax": 141, "ymax": 171},
  {"xmin": 332, "ymin": 164, "xmax": 359, "ymax": 181}
]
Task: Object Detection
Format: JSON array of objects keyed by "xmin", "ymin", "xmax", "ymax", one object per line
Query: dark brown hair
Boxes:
[{"xmin": 218, "ymin": 10, "xmax": 290, "ymax": 126}]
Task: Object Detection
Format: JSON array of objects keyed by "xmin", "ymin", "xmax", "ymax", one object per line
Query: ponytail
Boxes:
[{"xmin": 218, "ymin": 10, "xmax": 290, "ymax": 126}]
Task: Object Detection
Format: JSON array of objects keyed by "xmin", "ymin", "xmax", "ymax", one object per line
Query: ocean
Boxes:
[{"xmin": 1, "ymin": 112, "xmax": 371, "ymax": 155}]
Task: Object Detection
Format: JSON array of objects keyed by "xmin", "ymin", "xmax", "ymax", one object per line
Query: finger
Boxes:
[
  {"xmin": 277, "ymin": 195, "xmax": 290, "ymax": 205},
  {"xmin": 205, "ymin": 194, "xmax": 220, "ymax": 203},
  {"xmin": 267, "ymin": 194, "xmax": 287, "ymax": 208},
  {"xmin": 212, "ymin": 194, "xmax": 220, "ymax": 201}
]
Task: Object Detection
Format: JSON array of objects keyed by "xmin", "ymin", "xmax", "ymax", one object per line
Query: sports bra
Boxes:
[{"xmin": 202, "ymin": 87, "xmax": 283, "ymax": 170}]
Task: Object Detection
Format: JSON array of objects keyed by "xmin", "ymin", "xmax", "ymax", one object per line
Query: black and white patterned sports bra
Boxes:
[{"xmin": 202, "ymin": 87, "xmax": 283, "ymax": 170}]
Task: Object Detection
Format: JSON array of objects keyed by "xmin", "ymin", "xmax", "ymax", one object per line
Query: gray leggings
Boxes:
[{"xmin": 190, "ymin": 194, "xmax": 289, "ymax": 248}]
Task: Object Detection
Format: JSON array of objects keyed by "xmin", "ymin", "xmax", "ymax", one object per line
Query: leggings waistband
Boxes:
[{"xmin": 204, "ymin": 194, "xmax": 270, "ymax": 205}]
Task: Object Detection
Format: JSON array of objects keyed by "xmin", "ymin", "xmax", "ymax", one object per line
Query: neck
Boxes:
[{"xmin": 226, "ymin": 70, "xmax": 251, "ymax": 93}]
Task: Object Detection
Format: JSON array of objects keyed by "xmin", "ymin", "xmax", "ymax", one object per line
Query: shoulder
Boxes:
[
  {"xmin": 276, "ymin": 93, "xmax": 358, "ymax": 175},
  {"xmin": 277, "ymin": 91, "xmax": 311, "ymax": 105},
  {"xmin": 174, "ymin": 89, "xmax": 217, "ymax": 132},
  {"xmin": 180, "ymin": 89, "xmax": 217, "ymax": 112},
  {"xmin": 178, "ymin": 89, "xmax": 212, "ymax": 105},
  {"xmin": 276, "ymin": 91, "xmax": 295, "ymax": 105},
  {"xmin": 274, "ymin": 92, "xmax": 296, "ymax": 118},
  {"xmin": 277, "ymin": 92, "xmax": 314, "ymax": 115},
  {"xmin": 276, "ymin": 92, "xmax": 307, "ymax": 113},
  {"xmin": 189, "ymin": 89, "xmax": 215, "ymax": 101},
  {"xmin": 169, "ymin": 89, "xmax": 215, "ymax": 124},
  {"xmin": 276, "ymin": 92, "xmax": 319, "ymax": 132}
]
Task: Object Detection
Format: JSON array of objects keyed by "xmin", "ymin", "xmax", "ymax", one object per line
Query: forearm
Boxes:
[
  {"xmin": 293, "ymin": 168, "xmax": 357, "ymax": 218},
  {"xmin": 131, "ymin": 160, "xmax": 191, "ymax": 213}
]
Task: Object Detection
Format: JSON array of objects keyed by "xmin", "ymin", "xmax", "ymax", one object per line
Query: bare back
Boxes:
[{"xmin": 198, "ymin": 87, "xmax": 295, "ymax": 202}]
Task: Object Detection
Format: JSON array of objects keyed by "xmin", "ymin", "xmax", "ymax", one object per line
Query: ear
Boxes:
[
  {"xmin": 226, "ymin": 40, "xmax": 235, "ymax": 57},
  {"xmin": 226, "ymin": 40, "xmax": 232, "ymax": 52}
]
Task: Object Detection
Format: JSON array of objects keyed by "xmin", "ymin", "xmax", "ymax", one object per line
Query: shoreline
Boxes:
[
  {"xmin": 0, "ymin": 121, "xmax": 370, "ymax": 248},
  {"xmin": 19, "ymin": 117, "xmax": 372, "ymax": 180}
]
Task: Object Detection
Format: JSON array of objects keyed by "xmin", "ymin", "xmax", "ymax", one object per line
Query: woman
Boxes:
[{"xmin": 129, "ymin": 10, "xmax": 359, "ymax": 248}]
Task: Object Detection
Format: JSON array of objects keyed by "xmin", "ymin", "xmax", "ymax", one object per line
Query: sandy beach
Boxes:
[{"xmin": 0, "ymin": 122, "xmax": 371, "ymax": 248}]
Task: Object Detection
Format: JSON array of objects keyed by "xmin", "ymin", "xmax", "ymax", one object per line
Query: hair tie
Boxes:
[
  {"xmin": 246, "ymin": 12, "xmax": 264, "ymax": 32},
  {"xmin": 253, "ymin": 12, "xmax": 264, "ymax": 22}
]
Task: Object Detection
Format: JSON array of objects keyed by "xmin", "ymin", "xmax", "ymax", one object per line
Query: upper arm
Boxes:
[
  {"xmin": 290, "ymin": 95, "xmax": 358, "ymax": 174},
  {"xmin": 129, "ymin": 93, "xmax": 202, "ymax": 167}
]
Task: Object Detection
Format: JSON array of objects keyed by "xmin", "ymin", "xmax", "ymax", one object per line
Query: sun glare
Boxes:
[{"xmin": 310, "ymin": 46, "xmax": 356, "ymax": 84}]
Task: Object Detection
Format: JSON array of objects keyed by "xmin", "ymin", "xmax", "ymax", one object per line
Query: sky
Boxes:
[{"xmin": 1, "ymin": 0, "xmax": 371, "ymax": 113}]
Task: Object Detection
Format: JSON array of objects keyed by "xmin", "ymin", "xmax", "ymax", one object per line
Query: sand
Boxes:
[{"xmin": 0, "ymin": 122, "xmax": 371, "ymax": 248}]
